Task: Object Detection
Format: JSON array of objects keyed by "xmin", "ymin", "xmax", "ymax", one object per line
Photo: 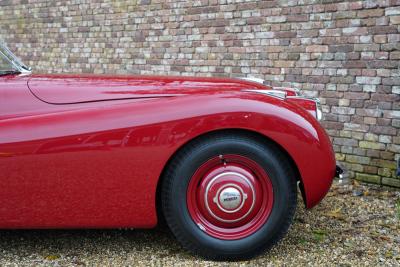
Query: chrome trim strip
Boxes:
[
  {"xmin": 243, "ymin": 89, "xmax": 287, "ymax": 99},
  {"xmin": 273, "ymin": 86, "xmax": 301, "ymax": 95},
  {"xmin": 239, "ymin": 77, "xmax": 265, "ymax": 85},
  {"xmin": 286, "ymin": 95, "xmax": 320, "ymax": 102},
  {"xmin": 316, "ymin": 101, "xmax": 323, "ymax": 121}
]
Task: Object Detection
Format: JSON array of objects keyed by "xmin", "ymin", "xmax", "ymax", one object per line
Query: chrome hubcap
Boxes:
[
  {"xmin": 218, "ymin": 187, "xmax": 242, "ymax": 210},
  {"xmin": 204, "ymin": 171, "xmax": 255, "ymax": 223}
]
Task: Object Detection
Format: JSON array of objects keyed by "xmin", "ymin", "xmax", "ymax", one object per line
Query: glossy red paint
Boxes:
[
  {"xmin": 286, "ymin": 97, "xmax": 318, "ymax": 118},
  {"xmin": 187, "ymin": 155, "xmax": 274, "ymax": 240},
  {"xmin": 28, "ymin": 74, "xmax": 269, "ymax": 104},
  {"xmin": 0, "ymin": 73, "xmax": 335, "ymax": 229}
]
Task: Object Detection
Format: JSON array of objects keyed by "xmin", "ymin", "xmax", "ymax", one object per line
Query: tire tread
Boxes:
[{"xmin": 161, "ymin": 132, "xmax": 297, "ymax": 260}]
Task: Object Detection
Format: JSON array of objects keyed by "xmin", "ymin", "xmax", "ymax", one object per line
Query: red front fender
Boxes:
[{"xmin": 0, "ymin": 91, "xmax": 335, "ymax": 228}]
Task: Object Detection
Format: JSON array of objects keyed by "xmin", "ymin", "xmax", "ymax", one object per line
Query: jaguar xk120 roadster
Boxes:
[{"xmin": 0, "ymin": 42, "xmax": 343, "ymax": 260}]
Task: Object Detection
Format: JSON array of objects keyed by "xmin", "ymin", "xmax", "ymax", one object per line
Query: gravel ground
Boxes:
[{"xmin": 1, "ymin": 180, "xmax": 399, "ymax": 267}]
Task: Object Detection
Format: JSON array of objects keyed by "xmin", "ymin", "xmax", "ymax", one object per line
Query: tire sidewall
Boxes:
[{"xmin": 166, "ymin": 137, "xmax": 296, "ymax": 257}]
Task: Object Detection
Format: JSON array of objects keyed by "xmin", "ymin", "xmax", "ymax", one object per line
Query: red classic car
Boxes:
[{"xmin": 0, "ymin": 42, "xmax": 344, "ymax": 260}]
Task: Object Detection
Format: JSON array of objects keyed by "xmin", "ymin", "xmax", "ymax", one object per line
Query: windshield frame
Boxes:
[{"xmin": 0, "ymin": 41, "xmax": 31, "ymax": 74}]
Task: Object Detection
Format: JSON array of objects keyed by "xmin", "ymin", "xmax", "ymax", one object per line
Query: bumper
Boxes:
[{"xmin": 335, "ymin": 163, "xmax": 350, "ymax": 185}]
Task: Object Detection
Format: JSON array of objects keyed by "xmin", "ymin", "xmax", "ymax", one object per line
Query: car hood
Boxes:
[{"xmin": 27, "ymin": 74, "xmax": 269, "ymax": 104}]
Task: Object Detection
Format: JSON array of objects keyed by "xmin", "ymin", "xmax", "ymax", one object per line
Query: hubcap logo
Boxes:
[{"xmin": 219, "ymin": 187, "xmax": 242, "ymax": 210}]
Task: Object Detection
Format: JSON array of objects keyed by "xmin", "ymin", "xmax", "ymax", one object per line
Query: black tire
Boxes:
[{"xmin": 161, "ymin": 132, "xmax": 297, "ymax": 260}]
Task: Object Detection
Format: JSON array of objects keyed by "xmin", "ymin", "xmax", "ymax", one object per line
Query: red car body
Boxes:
[{"xmin": 0, "ymin": 74, "xmax": 336, "ymax": 229}]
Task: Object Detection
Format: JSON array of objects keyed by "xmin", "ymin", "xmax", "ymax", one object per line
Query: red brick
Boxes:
[
  {"xmin": 287, "ymin": 14, "xmax": 308, "ymax": 22},
  {"xmin": 306, "ymin": 45, "xmax": 329, "ymax": 53},
  {"xmin": 368, "ymin": 25, "xmax": 398, "ymax": 34},
  {"xmin": 358, "ymin": 8, "xmax": 385, "ymax": 17}
]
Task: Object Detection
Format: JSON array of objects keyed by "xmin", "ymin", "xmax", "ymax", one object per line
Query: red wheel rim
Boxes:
[{"xmin": 187, "ymin": 154, "xmax": 274, "ymax": 240}]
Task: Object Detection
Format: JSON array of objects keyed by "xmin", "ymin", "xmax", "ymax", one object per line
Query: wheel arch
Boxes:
[{"xmin": 155, "ymin": 128, "xmax": 305, "ymax": 224}]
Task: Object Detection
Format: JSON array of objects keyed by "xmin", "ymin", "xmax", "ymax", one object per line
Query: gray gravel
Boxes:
[{"xmin": 1, "ymin": 180, "xmax": 399, "ymax": 266}]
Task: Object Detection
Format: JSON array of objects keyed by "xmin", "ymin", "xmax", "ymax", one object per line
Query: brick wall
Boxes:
[{"xmin": 0, "ymin": 0, "xmax": 399, "ymax": 187}]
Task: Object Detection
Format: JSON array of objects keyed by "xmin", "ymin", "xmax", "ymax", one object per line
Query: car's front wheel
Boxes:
[{"xmin": 161, "ymin": 132, "xmax": 297, "ymax": 260}]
